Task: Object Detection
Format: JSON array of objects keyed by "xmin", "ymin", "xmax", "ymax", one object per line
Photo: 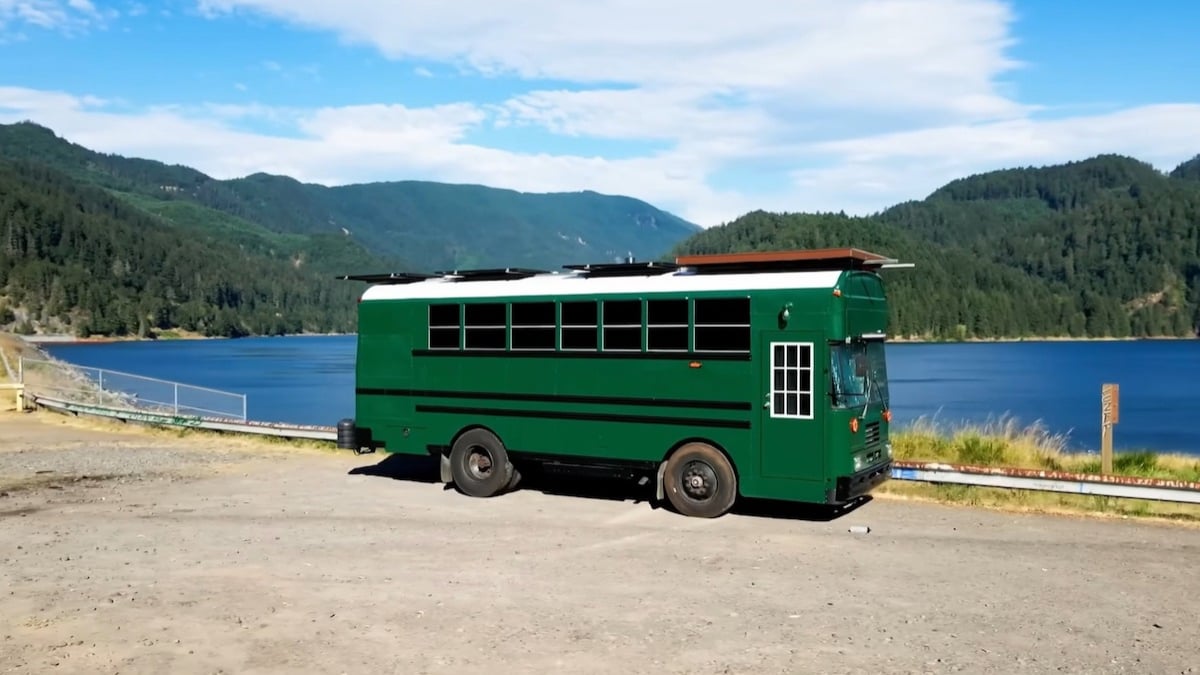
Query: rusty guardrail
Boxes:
[{"xmin": 891, "ymin": 460, "xmax": 1200, "ymax": 505}]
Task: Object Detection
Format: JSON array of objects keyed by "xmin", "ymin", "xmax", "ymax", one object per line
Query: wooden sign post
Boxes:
[{"xmin": 1100, "ymin": 383, "xmax": 1119, "ymax": 474}]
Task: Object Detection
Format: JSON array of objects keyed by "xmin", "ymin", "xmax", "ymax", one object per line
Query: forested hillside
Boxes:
[
  {"xmin": 0, "ymin": 160, "xmax": 360, "ymax": 337},
  {"xmin": 675, "ymin": 155, "xmax": 1200, "ymax": 339},
  {"xmin": 0, "ymin": 122, "xmax": 699, "ymax": 271},
  {"xmin": 2, "ymin": 119, "xmax": 1196, "ymax": 341}
]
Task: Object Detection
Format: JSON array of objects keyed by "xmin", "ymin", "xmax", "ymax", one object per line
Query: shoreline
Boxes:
[{"xmin": 17, "ymin": 331, "xmax": 353, "ymax": 345}]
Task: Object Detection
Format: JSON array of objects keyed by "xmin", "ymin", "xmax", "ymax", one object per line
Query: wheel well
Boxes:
[
  {"xmin": 663, "ymin": 438, "xmax": 739, "ymax": 475},
  {"xmin": 448, "ymin": 424, "xmax": 504, "ymax": 455},
  {"xmin": 658, "ymin": 437, "xmax": 741, "ymax": 500}
]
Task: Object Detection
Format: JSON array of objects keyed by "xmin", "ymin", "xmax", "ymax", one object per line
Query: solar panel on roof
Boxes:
[
  {"xmin": 435, "ymin": 267, "xmax": 550, "ymax": 281},
  {"xmin": 336, "ymin": 272, "xmax": 435, "ymax": 284},
  {"xmin": 562, "ymin": 261, "xmax": 680, "ymax": 277}
]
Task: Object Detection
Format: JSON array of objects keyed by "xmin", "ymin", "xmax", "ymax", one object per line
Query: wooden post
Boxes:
[
  {"xmin": 0, "ymin": 383, "xmax": 23, "ymax": 412},
  {"xmin": 1100, "ymin": 383, "xmax": 1119, "ymax": 474}
]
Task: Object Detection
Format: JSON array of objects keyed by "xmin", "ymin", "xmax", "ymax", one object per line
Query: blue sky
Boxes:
[{"xmin": 1, "ymin": 0, "xmax": 1198, "ymax": 226}]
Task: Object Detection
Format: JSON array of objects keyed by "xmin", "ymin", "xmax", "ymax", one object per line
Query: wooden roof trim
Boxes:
[{"xmin": 674, "ymin": 247, "xmax": 896, "ymax": 268}]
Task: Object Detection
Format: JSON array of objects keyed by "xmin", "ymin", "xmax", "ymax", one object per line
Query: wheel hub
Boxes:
[
  {"xmin": 681, "ymin": 461, "xmax": 716, "ymax": 500},
  {"xmin": 467, "ymin": 447, "xmax": 492, "ymax": 479}
]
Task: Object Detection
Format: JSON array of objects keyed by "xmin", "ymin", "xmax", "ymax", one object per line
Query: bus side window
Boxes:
[
  {"xmin": 512, "ymin": 302, "xmax": 556, "ymax": 350},
  {"xmin": 429, "ymin": 303, "xmax": 461, "ymax": 349},
  {"xmin": 561, "ymin": 301, "xmax": 598, "ymax": 351},
  {"xmin": 464, "ymin": 303, "xmax": 506, "ymax": 350},
  {"xmin": 602, "ymin": 300, "xmax": 642, "ymax": 351},
  {"xmin": 647, "ymin": 299, "xmax": 688, "ymax": 351},
  {"xmin": 694, "ymin": 297, "xmax": 750, "ymax": 352}
]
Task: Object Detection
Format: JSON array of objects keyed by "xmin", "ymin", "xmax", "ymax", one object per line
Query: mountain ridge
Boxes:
[
  {"xmin": 2, "ymin": 120, "xmax": 1197, "ymax": 340},
  {"xmin": 0, "ymin": 121, "xmax": 700, "ymax": 272},
  {"xmin": 674, "ymin": 153, "xmax": 1200, "ymax": 339}
]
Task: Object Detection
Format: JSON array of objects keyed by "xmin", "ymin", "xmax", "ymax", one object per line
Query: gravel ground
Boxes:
[{"xmin": 2, "ymin": 411, "xmax": 1199, "ymax": 674}]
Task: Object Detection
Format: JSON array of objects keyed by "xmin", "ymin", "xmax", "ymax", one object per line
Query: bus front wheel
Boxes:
[
  {"xmin": 449, "ymin": 428, "xmax": 514, "ymax": 498},
  {"xmin": 663, "ymin": 442, "xmax": 737, "ymax": 518}
]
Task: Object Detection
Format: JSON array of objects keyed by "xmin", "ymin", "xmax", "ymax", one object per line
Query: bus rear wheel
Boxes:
[
  {"xmin": 663, "ymin": 442, "xmax": 737, "ymax": 518},
  {"xmin": 449, "ymin": 428, "xmax": 513, "ymax": 498}
]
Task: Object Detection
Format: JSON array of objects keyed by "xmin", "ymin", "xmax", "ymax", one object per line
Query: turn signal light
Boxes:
[
  {"xmin": 849, "ymin": 418, "xmax": 859, "ymax": 433},
  {"xmin": 883, "ymin": 409, "xmax": 893, "ymax": 422}
]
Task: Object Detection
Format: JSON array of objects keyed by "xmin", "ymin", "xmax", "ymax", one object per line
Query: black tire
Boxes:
[
  {"xmin": 449, "ymin": 428, "xmax": 513, "ymax": 498},
  {"xmin": 663, "ymin": 442, "xmax": 738, "ymax": 518}
]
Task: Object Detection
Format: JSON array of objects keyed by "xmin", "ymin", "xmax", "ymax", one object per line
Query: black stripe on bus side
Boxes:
[
  {"xmin": 411, "ymin": 349, "xmax": 752, "ymax": 361},
  {"xmin": 414, "ymin": 404, "xmax": 752, "ymax": 430},
  {"xmin": 357, "ymin": 387, "xmax": 752, "ymax": 411}
]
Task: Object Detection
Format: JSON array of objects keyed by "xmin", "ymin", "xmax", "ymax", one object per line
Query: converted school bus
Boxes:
[{"xmin": 338, "ymin": 247, "xmax": 906, "ymax": 518}]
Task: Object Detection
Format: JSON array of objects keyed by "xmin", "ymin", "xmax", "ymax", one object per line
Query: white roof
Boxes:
[{"xmin": 360, "ymin": 269, "xmax": 844, "ymax": 302}]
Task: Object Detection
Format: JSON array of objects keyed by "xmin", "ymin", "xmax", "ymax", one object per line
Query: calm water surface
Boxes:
[{"xmin": 42, "ymin": 336, "xmax": 1200, "ymax": 456}]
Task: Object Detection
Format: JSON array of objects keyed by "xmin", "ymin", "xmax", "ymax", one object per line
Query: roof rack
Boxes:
[
  {"xmin": 336, "ymin": 272, "xmax": 436, "ymax": 284},
  {"xmin": 435, "ymin": 267, "xmax": 550, "ymax": 281},
  {"xmin": 674, "ymin": 247, "xmax": 898, "ymax": 273},
  {"xmin": 562, "ymin": 260, "xmax": 680, "ymax": 277}
]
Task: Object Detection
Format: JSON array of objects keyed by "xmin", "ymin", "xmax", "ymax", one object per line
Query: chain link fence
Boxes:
[{"xmin": 19, "ymin": 357, "xmax": 247, "ymax": 421}]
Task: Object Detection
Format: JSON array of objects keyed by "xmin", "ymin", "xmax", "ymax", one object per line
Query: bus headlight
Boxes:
[
  {"xmin": 853, "ymin": 454, "xmax": 864, "ymax": 471},
  {"xmin": 885, "ymin": 442, "xmax": 893, "ymax": 458}
]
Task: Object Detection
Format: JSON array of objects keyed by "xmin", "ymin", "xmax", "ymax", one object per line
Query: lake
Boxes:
[{"xmin": 37, "ymin": 336, "xmax": 1200, "ymax": 457}]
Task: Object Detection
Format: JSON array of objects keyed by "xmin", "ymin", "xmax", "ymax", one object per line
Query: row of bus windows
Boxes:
[{"xmin": 427, "ymin": 297, "xmax": 750, "ymax": 353}]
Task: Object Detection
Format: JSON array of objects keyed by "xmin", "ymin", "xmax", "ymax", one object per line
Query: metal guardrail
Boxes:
[
  {"xmin": 891, "ymin": 461, "xmax": 1200, "ymax": 505},
  {"xmin": 23, "ymin": 395, "xmax": 1200, "ymax": 506},
  {"xmin": 32, "ymin": 395, "xmax": 336, "ymax": 441}
]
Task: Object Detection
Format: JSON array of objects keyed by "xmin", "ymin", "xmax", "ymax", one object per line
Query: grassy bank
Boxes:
[{"xmin": 882, "ymin": 415, "xmax": 1200, "ymax": 522}]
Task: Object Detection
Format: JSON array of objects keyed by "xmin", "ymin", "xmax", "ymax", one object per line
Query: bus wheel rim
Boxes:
[
  {"xmin": 681, "ymin": 460, "xmax": 717, "ymax": 501},
  {"xmin": 467, "ymin": 446, "xmax": 493, "ymax": 479}
]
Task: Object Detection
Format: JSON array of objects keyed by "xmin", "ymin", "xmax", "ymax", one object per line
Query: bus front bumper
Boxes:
[{"xmin": 834, "ymin": 460, "xmax": 892, "ymax": 503}]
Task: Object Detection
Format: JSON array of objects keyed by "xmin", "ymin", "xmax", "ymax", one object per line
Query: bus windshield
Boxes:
[{"xmin": 830, "ymin": 340, "xmax": 889, "ymax": 410}]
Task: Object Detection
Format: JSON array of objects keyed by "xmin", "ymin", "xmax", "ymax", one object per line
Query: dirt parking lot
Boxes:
[{"xmin": 2, "ymin": 411, "xmax": 1198, "ymax": 674}]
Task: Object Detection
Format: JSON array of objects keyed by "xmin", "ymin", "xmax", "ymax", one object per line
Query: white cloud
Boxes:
[
  {"xmin": 791, "ymin": 104, "xmax": 1200, "ymax": 214},
  {"xmin": 0, "ymin": 86, "xmax": 725, "ymax": 219},
  {"xmin": 0, "ymin": 0, "xmax": 109, "ymax": 33},
  {"xmin": 4, "ymin": 84, "xmax": 1198, "ymax": 228},
  {"xmin": 180, "ymin": 0, "xmax": 1059, "ymax": 223},
  {"xmin": 2, "ymin": 1, "xmax": 1199, "ymax": 228},
  {"xmin": 196, "ymin": 0, "xmax": 1021, "ymax": 118}
]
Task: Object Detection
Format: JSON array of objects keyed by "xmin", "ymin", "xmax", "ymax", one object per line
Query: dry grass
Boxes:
[
  {"xmin": 883, "ymin": 414, "xmax": 1200, "ymax": 523},
  {"xmin": 891, "ymin": 414, "xmax": 1200, "ymax": 481},
  {"xmin": 18, "ymin": 406, "xmax": 339, "ymax": 453}
]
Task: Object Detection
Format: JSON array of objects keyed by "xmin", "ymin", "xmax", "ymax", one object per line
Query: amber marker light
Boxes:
[
  {"xmin": 850, "ymin": 417, "xmax": 859, "ymax": 433},
  {"xmin": 689, "ymin": 361, "xmax": 702, "ymax": 369},
  {"xmin": 883, "ymin": 410, "xmax": 893, "ymax": 422},
  {"xmin": 832, "ymin": 289, "xmax": 842, "ymax": 297}
]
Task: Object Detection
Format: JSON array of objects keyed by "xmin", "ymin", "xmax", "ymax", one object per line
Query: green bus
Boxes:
[{"xmin": 338, "ymin": 247, "xmax": 902, "ymax": 518}]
